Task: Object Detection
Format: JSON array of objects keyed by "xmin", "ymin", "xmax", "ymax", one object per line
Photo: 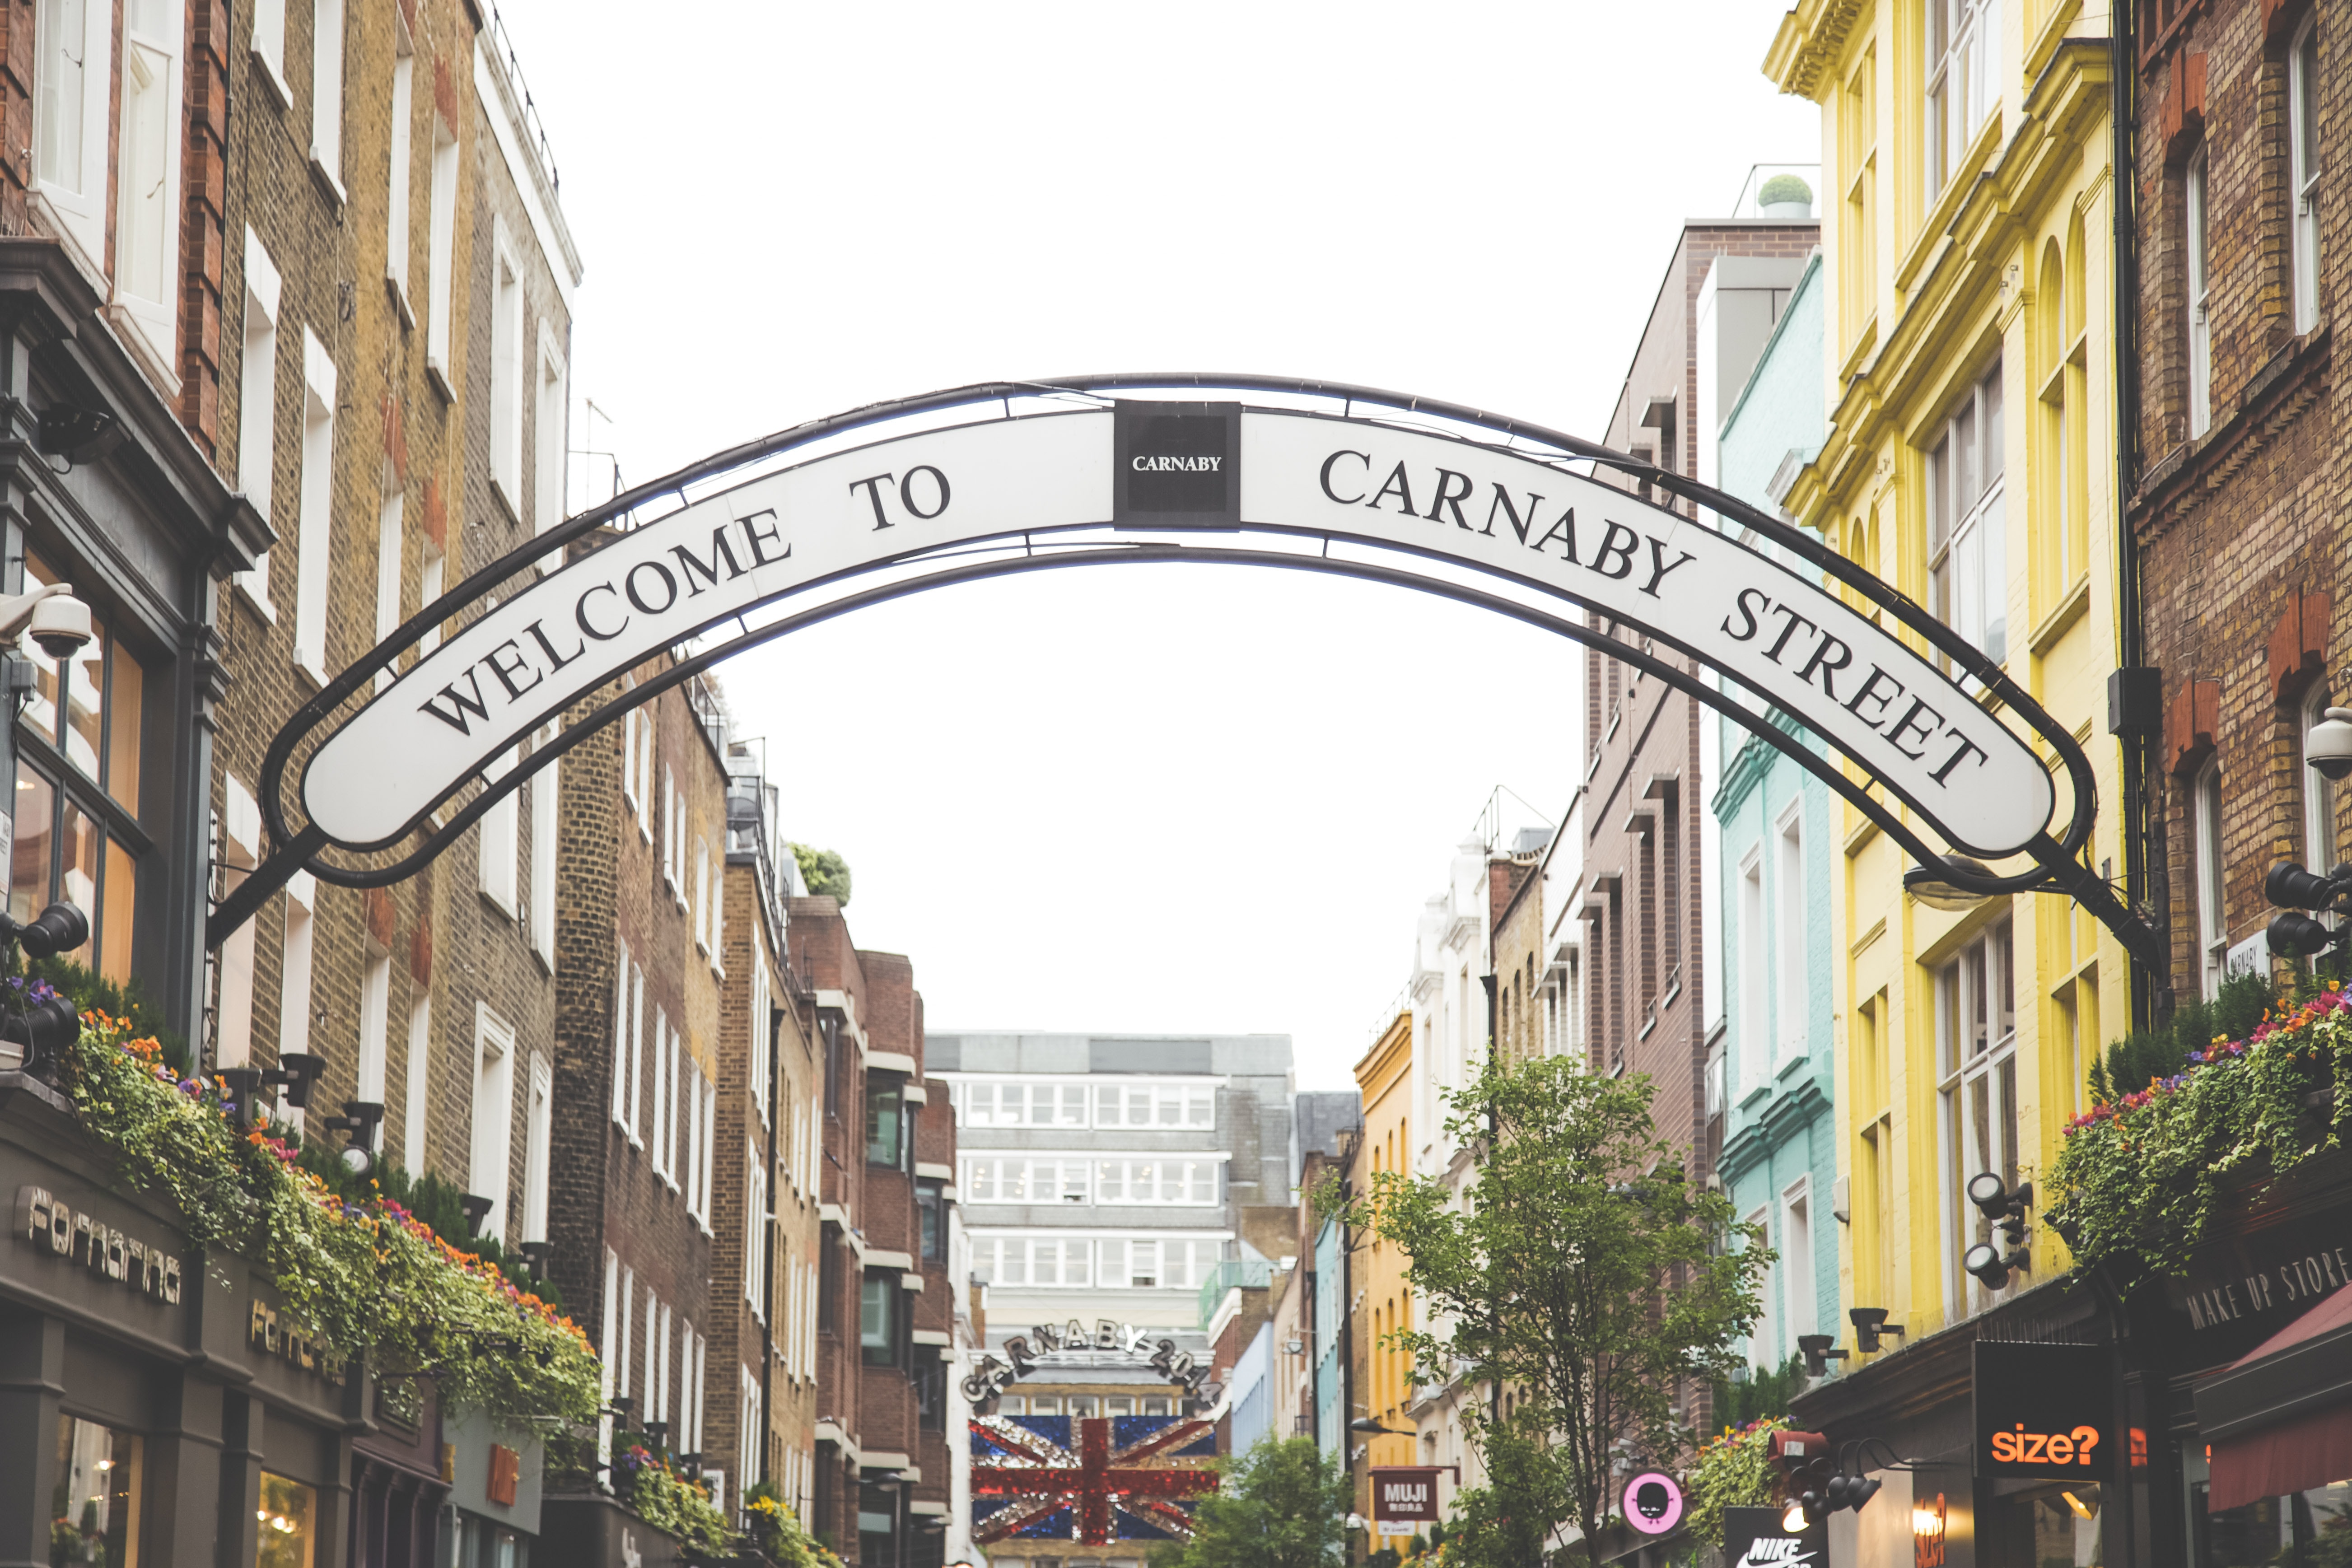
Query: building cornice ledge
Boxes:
[{"xmin": 1764, "ymin": 0, "xmax": 1870, "ymax": 98}]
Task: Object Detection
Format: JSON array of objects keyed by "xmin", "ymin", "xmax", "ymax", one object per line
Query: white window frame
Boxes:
[
  {"xmin": 489, "ymin": 221, "xmax": 525, "ymax": 515},
  {"xmin": 1739, "ymin": 848, "xmax": 1765, "ymax": 1092},
  {"xmin": 2186, "ymin": 143, "xmax": 2213, "ymax": 438},
  {"xmin": 216, "ymin": 778, "xmax": 262, "ymax": 1068},
  {"xmin": 1776, "ymin": 804, "xmax": 1806, "ymax": 1064},
  {"xmin": 357, "ymin": 939, "xmax": 391, "ymax": 1105},
  {"xmin": 248, "ymin": 0, "xmax": 290, "ymax": 103},
  {"xmin": 373, "ymin": 465, "xmax": 403, "ymax": 694},
  {"xmin": 611, "ymin": 935, "xmax": 632, "ymax": 1128},
  {"xmin": 33, "ymin": 0, "xmax": 114, "ymax": 276},
  {"xmin": 2195, "ymin": 759, "xmax": 2226, "ymax": 998},
  {"xmin": 402, "ymin": 988, "xmax": 431, "ymax": 1173},
  {"xmin": 277, "ymin": 870, "xmax": 317, "ymax": 1103},
  {"xmin": 292, "ymin": 330, "xmax": 338, "ymax": 685},
  {"xmin": 694, "ymin": 836, "xmax": 711, "ymax": 955},
  {"xmin": 2290, "ymin": 15, "xmax": 2322, "ymax": 335},
  {"xmin": 1746, "ymin": 1203, "xmax": 1778, "ymax": 1368},
  {"xmin": 384, "ymin": 5, "xmax": 415, "ymax": 320},
  {"xmin": 425, "ymin": 112, "xmax": 459, "ymax": 394},
  {"xmin": 1926, "ymin": 361, "xmax": 2008, "ymax": 670},
  {"xmin": 479, "ymin": 747, "xmax": 520, "ymax": 916},
  {"xmin": 470, "ymin": 1003, "xmax": 517, "ymax": 1241},
  {"xmin": 522, "ymin": 1051, "xmax": 552, "ymax": 1243},
  {"xmin": 627, "ymin": 967, "xmax": 645, "ymax": 1145},
  {"xmin": 234, "ymin": 229, "xmax": 283, "ymax": 616},
  {"xmin": 1781, "ymin": 1176, "xmax": 1815, "ymax": 1342},
  {"xmin": 112, "ymin": 0, "xmax": 187, "ymax": 378},
  {"xmin": 418, "ymin": 531, "xmax": 445, "ymax": 656},
  {"xmin": 536, "ymin": 323, "xmax": 567, "ymax": 540},
  {"xmin": 2309, "ymin": 686, "xmax": 2339, "ymax": 871},
  {"xmin": 1937, "ymin": 917, "xmax": 2018, "ymax": 1319},
  {"xmin": 529, "ymin": 722, "xmax": 559, "ymax": 968},
  {"xmin": 1925, "ymin": 0, "xmax": 1998, "ymax": 202},
  {"xmin": 310, "ymin": 0, "xmax": 345, "ymax": 198}
]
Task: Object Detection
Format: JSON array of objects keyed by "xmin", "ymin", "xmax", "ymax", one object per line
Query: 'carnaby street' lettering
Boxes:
[
  {"xmin": 1316, "ymin": 449, "xmax": 1698, "ymax": 599},
  {"xmin": 418, "ymin": 509, "xmax": 794, "ymax": 736},
  {"xmin": 1720, "ymin": 587, "xmax": 1992, "ymax": 791}
]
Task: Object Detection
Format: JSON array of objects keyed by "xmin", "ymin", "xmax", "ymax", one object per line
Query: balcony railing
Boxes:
[{"xmin": 1197, "ymin": 1260, "xmax": 1274, "ymax": 1327}]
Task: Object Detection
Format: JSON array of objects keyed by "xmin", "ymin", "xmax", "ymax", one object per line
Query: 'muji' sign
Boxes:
[{"xmin": 1371, "ymin": 1467, "xmax": 1442, "ymax": 1536}]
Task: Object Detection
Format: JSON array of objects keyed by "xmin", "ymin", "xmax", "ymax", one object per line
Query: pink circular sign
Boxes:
[{"xmin": 1623, "ymin": 1471, "xmax": 1685, "ymax": 1535}]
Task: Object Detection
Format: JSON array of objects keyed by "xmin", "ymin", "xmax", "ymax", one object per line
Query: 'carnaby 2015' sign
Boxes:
[
  {"xmin": 220, "ymin": 375, "xmax": 2137, "ymax": 964},
  {"xmin": 963, "ymin": 1318, "xmax": 1214, "ymax": 1404}
]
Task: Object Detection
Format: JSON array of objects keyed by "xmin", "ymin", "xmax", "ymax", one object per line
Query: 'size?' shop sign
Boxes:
[{"xmin": 1974, "ymin": 1340, "xmax": 2114, "ymax": 1480}]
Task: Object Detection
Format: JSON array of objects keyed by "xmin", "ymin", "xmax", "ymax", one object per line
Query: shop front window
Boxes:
[
  {"xmin": 1992, "ymin": 1483, "xmax": 2101, "ymax": 1568},
  {"xmin": 254, "ymin": 1472, "xmax": 314, "ymax": 1568},
  {"xmin": 14, "ymin": 552, "xmax": 145, "ymax": 981},
  {"xmin": 50, "ymin": 1414, "xmax": 139, "ymax": 1568},
  {"xmin": 2185, "ymin": 1448, "xmax": 2352, "ymax": 1568}
]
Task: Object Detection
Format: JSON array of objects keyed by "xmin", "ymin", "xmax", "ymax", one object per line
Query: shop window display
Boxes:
[
  {"xmin": 254, "ymin": 1473, "xmax": 315, "ymax": 1568},
  {"xmin": 50, "ymin": 1414, "xmax": 139, "ymax": 1568},
  {"xmin": 2186, "ymin": 1448, "xmax": 2352, "ymax": 1568}
]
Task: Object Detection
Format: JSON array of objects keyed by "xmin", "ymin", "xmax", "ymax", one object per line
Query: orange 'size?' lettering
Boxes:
[{"xmin": 1988, "ymin": 1425, "xmax": 2103, "ymax": 1465}]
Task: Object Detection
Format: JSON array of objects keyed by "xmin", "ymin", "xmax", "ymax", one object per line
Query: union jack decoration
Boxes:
[{"xmin": 971, "ymin": 1414, "xmax": 1218, "ymax": 1544}]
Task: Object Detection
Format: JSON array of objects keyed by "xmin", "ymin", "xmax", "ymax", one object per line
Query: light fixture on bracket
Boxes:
[
  {"xmin": 36, "ymin": 402, "xmax": 122, "ymax": 469},
  {"xmin": 1796, "ymin": 1334, "xmax": 1848, "ymax": 1377},
  {"xmin": 1903, "ymin": 855, "xmax": 1999, "ymax": 912},
  {"xmin": 458, "ymin": 1193, "xmax": 495, "ymax": 1237},
  {"xmin": 1848, "ymin": 1307, "xmax": 1906, "ymax": 1353},
  {"xmin": 263, "ymin": 1052, "xmax": 327, "ymax": 1110},
  {"xmin": 321, "ymin": 1101, "xmax": 384, "ymax": 1176},
  {"xmin": 1962, "ymin": 1172, "xmax": 2034, "ymax": 1288}
]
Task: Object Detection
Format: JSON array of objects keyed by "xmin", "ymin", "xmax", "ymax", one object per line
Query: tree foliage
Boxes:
[
  {"xmin": 1346, "ymin": 1056, "xmax": 1767, "ymax": 1568},
  {"xmin": 791, "ymin": 843, "xmax": 853, "ymax": 906},
  {"xmin": 1158, "ymin": 1436, "xmax": 1350, "ymax": 1568}
]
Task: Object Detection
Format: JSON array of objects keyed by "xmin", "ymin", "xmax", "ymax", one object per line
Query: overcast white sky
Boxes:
[{"xmin": 507, "ymin": 2, "xmax": 1819, "ymax": 1091}]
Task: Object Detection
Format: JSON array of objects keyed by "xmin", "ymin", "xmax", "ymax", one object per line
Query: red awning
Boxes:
[{"xmin": 2206, "ymin": 1285, "xmax": 2352, "ymax": 1512}]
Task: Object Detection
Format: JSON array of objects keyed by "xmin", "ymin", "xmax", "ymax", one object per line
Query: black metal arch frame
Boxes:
[{"xmin": 209, "ymin": 373, "xmax": 2161, "ymax": 972}]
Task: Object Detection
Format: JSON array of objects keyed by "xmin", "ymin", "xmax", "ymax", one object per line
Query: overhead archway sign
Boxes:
[{"xmin": 218, "ymin": 375, "xmax": 2147, "ymax": 967}]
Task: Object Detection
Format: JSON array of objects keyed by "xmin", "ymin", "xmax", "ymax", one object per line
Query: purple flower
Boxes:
[{"xmin": 177, "ymin": 1078, "xmax": 201, "ymax": 1095}]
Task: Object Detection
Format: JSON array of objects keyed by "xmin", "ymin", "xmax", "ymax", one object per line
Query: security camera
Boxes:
[
  {"xmin": 2310, "ymin": 707, "xmax": 2352, "ymax": 782},
  {"xmin": 27, "ymin": 593, "xmax": 92, "ymax": 659}
]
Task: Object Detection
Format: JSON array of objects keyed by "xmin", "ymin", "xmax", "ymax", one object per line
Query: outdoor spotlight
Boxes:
[
  {"xmin": 35, "ymin": 403, "xmax": 122, "ymax": 467},
  {"xmin": 1904, "ymin": 855, "xmax": 1997, "ymax": 912},
  {"xmin": 519, "ymin": 1240, "xmax": 553, "ymax": 1280},
  {"xmin": 606, "ymin": 1395, "xmax": 636, "ymax": 1424},
  {"xmin": 2270, "ymin": 911, "xmax": 2344, "ymax": 958},
  {"xmin": 0, "ymin": 984, "xmax": 82, "ymax": 1073},
  {"xmin": 1849, "ymin": 1307, "xmax": 1905, "ymax": 1353},
  {"xmin": 643, "ymin": 1421, "xmax": 670, "ymax": 1449},
  {"xmin": 322, "ymin": 1101, "xmax": 384, "ymax": 1176},
  {"xmin": 2308, "ymin": 706, "xmax": 2352, "ymax": 782},
  {"xmin": 1796, "ymin": 1334, "xmax": 1848, "ymax": 1377},
  {"xmin": 266, "ymin": 1051, "xmax": 327, "ymax": 1110},
  {"xmin": 2266, "ymin": 860, "xmax": 2348, "ymax": 911},
  {"xmin": 218, "ymin": 1067, "xmax": 263, "ymax": 1126},
  {"xmin": 1782, "ymin": 1498, "xmax": 1813, "ymax": 1533},
  {"xmin": 1963, "ymin": 1240, "xmax": 2027, "ymax": 1291},
  {"xmin": 1966, "ymin": 1174, "xmax": 2032, "ymax": 1242},
  {"xmin": 1825, "ymin": 1472, "xmax": 1883, "ymax": 1513},
  {"xmin": 458, "ymin": 1192, "xmax": 495, "ymax": 1237},
  {"xmin": 8, "ymin": 900, "xmax": 89, "ymax": 959}
]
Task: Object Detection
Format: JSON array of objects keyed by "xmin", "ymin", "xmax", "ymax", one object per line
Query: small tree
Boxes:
[
  {"xmin": 790, "ymin": 844, "xmax": 853, "ymax": 906},
  {"xmin": 1159, "ymin": 1436, "xmax": 1350, "ymax": 1568},
  {"xmin": 1349, "ymin": 1057, "xmax": 1767, "ymax": 1568}
]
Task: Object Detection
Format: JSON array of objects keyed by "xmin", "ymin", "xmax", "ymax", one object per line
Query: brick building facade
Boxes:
[
  {"xmin": 791, "ymin": 898, "xmax": 956, "ymax": 1568},
  {"xmin": 2133, "ymin": 0, "xmax": 2341, "ymax": 1002}
]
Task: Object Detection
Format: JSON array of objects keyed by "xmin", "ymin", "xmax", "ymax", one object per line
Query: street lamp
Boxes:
[
  {"xmin": 1903, "ymin": 856, "xmax": 1998, "ymax": 912},
  {"xmin": 1349, "ymin": 1418, "xmax": 1413, "ymax": 1437}
]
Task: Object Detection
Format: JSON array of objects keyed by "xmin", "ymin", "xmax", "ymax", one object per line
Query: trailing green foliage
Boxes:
[
  {"xmin": 1708, "ymin": 1356, "xmax": 1806, "ymax": 1430},
  {"xmin": 1157, "ymin": 1436, "xmax": 1350, "ymax": 1568},
  {"xmin": 292, "ymin": 1144, "xmax": 564, "ymax": 1312},
  {"xmin": 2085, "ymin": 972, "xmax": 2270, "ymax": 1106},
  {"xmin": 1341, "ymin": 1056, "xmax": 1767, "ymax": 1568},
  {"xmin": 790, "ymin": 844, "xmax": 852, "ymax": 906},
  {"xmin": 746, "ymin": 1481, "xmax": 846, "ymax": 1568},
  {"xmin": 1685, "ymin": 1418, "xmax": 1789, "ymax": 1549},
  {"xmin": 611, "ymin": 1443, "xmax": 731, "ymax": 1550},
  {"xmin": 0, "ymin": 948, "xmax": 188, "ymax": 1073},
  {"xmin": 58, "ymin": 1016, "xmax": 600, "ymax": 1423},
  {"xmin": 2050, "ymin": 978, "xmax": 2352, "ymax": 1295}
]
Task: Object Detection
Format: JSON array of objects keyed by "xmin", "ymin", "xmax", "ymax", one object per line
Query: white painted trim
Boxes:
[{"xmin": 472, "ymin": 35, "xmax": 582, "ymax": 300}]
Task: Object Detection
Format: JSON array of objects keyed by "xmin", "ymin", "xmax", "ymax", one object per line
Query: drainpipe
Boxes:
[{"xmin": 2111, "ymin": 4, "xmax": 2153, "ymax": 1036}]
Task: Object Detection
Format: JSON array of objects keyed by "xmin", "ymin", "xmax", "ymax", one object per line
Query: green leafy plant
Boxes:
[
  {"xmin": 2085, "ymin": 971, "xmax": 2270, "ymax": 1106},
  {"xmin": 2050, "ymin": 977, "xmax": 2352, "ymax": 1294},
  {"xmin": 1341, "ymin": 1057, "xmax": 1768, "ymax": 1568},
  {"xmin": 789, "ymin": 844, "xmax": 852, "ymax": 906},
  {"xmin": 57, "ymin": 1014, "xmax": 600, "ymax": 1423},
  {"xmin": 745, "ymin": 1481, "xmax": 845, "ymax": 1568},
  {"xmin": 1157, "ymin": 1435, "xmax": 1346, "ymax": 1568},
  {"xmin": 0, "ymin": 947, "xmax": 188, "ymax": 1073},
  {"xmin": 292, "ymin": 1146, "xmax": 565, "ymax": 1312},
  {"xmin": 1758, "ymin": 174, "xmax": 1813, "ymax": 207},
  {"xmin": 1685, "ymin": 1418, "xmax": 1788, "ymax": 1549},
  {"xmin": 1709, "ymin": 1355, "xmax": 1806, "ymax": 1430},
  {"xmin": 612, "ymin": 1444, "xmax": 731, "ymax": 1550}
]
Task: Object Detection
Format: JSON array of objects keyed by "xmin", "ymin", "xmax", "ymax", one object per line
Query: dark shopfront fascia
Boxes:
[
  {"xmin": 0, "ymin": 240, "xmax": 266, "ymax": 1049},
  {"xmin": 1789, "ymin": 1144, "xmax": 2352, "ymax": 1568}
]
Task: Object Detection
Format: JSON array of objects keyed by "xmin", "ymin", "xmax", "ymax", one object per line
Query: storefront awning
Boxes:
[{"xmin": 2198, "ymin": 1280, "xmax": 2352, "ymax": 1510}]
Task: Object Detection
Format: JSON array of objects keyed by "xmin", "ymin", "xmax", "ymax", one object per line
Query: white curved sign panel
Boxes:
[{"xmin": 303, "ymin": 405, "xmax": 2051, "ymax": 858}]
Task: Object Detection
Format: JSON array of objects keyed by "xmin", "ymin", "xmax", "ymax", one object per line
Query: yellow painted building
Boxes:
[
  {"xmin": 1353, "ymin": 1011, "xmax": 1419, "ymax": 1495},
  {"xmin": 1765, "ymin": 0, "xmax": 2123, "ymax": 1352}
]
